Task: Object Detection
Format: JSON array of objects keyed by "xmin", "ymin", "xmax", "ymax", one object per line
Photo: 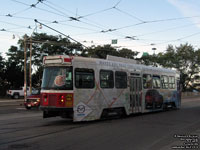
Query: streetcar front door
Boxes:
[{"xmin": 130, "ymin": 77, "xmax": 142, "ymax": 113}]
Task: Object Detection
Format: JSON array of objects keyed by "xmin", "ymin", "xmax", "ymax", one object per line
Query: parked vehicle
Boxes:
[
  {"xmin": 24, "ymin": 89, "xmax": 41, "ymax": 110},
  {"xmin": 7, "ymin": 87, "xmax": 31, "ymax": 99}
]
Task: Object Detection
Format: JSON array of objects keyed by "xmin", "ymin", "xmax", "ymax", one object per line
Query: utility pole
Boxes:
[
  {"xmin": 24, "ymin": 34, "xmax": 27, "ymax": 102},
  {"xmin": 29, "ymin": 37, "xmax": 32, "ymax": 94}
]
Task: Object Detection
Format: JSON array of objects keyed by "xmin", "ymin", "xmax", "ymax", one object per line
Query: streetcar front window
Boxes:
[{"xmin": 41, "ymin": 66, "xmax": 73, "ymax": 90}]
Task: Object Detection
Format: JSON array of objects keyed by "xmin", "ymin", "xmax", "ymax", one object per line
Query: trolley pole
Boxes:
[
  {"xmin": 29, "ymin": 37, "xmax": 32, "ymax": 94},
  {"xmin": 24, "ymin": 35, "xmax": 27, "ymax": 102}
]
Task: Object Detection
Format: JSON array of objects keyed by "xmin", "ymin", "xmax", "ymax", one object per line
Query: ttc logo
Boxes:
[{"xmin": 77, "ymin": 105, "xmax": 85, "ymax": 113}]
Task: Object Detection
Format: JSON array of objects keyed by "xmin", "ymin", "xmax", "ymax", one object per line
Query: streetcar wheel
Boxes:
[{"xmin": 26, "ymin": 106, "xmax": 31, "ymax": 110}]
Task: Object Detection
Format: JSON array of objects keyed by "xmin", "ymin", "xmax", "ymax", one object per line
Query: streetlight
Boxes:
[{"xmin": 152, "ymin": 47, "xmax": 156, "ymax": 55}]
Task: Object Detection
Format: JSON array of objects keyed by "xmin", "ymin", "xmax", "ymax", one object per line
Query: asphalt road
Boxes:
[{"xmin": 0, "ymin": 97, "xmax": 200, "ymax": 150}]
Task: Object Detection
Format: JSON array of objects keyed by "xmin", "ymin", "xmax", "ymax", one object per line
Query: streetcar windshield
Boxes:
[{"xmin": 41, "ymin": 66, "xmax": 73, "ymax": 90}]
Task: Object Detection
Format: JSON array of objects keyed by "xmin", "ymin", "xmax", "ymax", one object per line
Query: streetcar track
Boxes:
[
  {"xmin": 0, "ymin": 124, "xmax": 88, "ymax": 146},
  {"xmin": 0, "ymin": 119, "xmax": 73, "ymax": 135}
]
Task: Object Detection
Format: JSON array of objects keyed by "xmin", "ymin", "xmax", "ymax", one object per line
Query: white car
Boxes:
[{"xmin": 7, "ymin": 87, "xmax": 31, "ymax": 99}]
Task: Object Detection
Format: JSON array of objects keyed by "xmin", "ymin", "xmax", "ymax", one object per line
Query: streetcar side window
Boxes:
[
  {"xmin": 115, "ymin": 71, "xmax": 127, "ymax": 89},
  {"xmin": 153, "ymin": 75, "xmax": 161, "ymax": 89},
  {"xmin": 169, "ymin": 76, "xmax": 175, "ymax": 89},
  {"xmin": 100, "ymin": 70, "xmax": 114, "ymax": 88},
  {"xmin": 161, "ymin": 75, "xmax": 169, "ymax": 89},
  {"xmin": 143, "ymin": 74, "xmax": 152, "ymax": 89},
  {"xmin": 75, "ymin": 68, "xmax": 95, "ymax": 88}
]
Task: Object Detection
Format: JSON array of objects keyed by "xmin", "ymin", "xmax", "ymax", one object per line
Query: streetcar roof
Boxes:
[{"xmin": 44, "ymin": 55, "xmax": 179, "ymax": 75}]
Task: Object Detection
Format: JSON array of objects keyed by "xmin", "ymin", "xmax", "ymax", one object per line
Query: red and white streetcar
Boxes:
[{"xmin": 40, "ymin": 55, "xmax": 181, "ymax": 122}]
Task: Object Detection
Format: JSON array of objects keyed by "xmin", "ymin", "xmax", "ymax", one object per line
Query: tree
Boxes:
[
  {"xmin": 0, "ymin": 53, "xmax": 5, "ymax": 94},
  {"xmin": 140, "ymin": 54, "xmax": 158, "ymax": 66},
  {"xmin": 141, "ymin": 43, "xmax": 200, "ymax": 91},
  {"xmin": 6, "ymin": 33, "xmax": 87, "ymax": 88},
  {"xmin": 0, "ymin": 53, "xmax": 5, "ymax": 80},
  {"xmin": 15, "ymin": 33, "xmax": 86, "ymax": 68},
  {"xmin": 4, "ymin": 62, "xmax": 24, "ymax": 88},
  {"xmin": 5, "ymin": 45, "xmax": 25, "ymax": 88},
  {"xmin": 88, "ymin": 44, "xmax": 119, "ymax": 59},
  {"xmin": 87, "ymin": 45, "xmax": 139, "ymax": 59},
  {"xmin": 118, "ymin": 48, "xmax": 139, "ymax": 59},
  {"xmin": 6, "ymin": 46, "xmax": 24, "ymax": 67}
]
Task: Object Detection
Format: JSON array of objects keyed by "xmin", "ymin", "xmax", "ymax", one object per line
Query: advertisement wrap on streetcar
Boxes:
[{"xmin": 40, "ymin": 55, "xmax": 181, "ymax": 122}]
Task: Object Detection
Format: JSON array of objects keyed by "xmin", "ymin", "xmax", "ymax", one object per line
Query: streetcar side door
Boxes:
[{"xmin": 130, "ymin": 77, "xmax": 142, "ymax": 113}]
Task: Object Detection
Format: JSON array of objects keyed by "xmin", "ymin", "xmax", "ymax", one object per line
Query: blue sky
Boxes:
[{"xmin": 1, "ymin": 0, "xmax": 200, "ymax": 57}]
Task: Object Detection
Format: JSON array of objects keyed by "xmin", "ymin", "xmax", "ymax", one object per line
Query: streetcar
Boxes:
[{"xmin": 40, "ymin": 55, "xmax": 181, "ymax": 122}]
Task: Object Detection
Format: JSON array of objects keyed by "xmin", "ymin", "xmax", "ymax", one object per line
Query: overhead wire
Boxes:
[
  {"xmin": 42, "ymin": 0, "xmax": 131, "ymax": 38},
  {"xmin": 106, "ymin": 15, "xmax": 200, "ymax": 31},
  {"xmin": 136, "ymin": 22, "xmax": 200, "ymax": 37},
  {"xmin": 53, "ymin": 21, "xmax": 100, "ymax": 32},
  {"xmin": 12, "ymin": 7, "xmax": 32, "ymax": 16},
  {"xmin": 41, "ymin": 1, "xmax": 109, "ymax": 30},
  {"xmin": 39, "ymin": 1, "xmax": 70, "ymax": 18},
  {"xmin": 9, "ymin": 0, "xmax": 43, "ymax": 16},
  {"xmin": 26, "ymin": 1, "xmax": 109, "ymax": 32},
  {"xmin": 34, "ymin": 19, "xmax": 88, "ymax": 49},
  {"xmin": 43, "ymin": 0, "xmax": 115, "ymax": 30},
  {"xmin": 113, "ymin": 7, "xmax": 145, "ymax": 23},
  {"xmin": 10, "ymin": 0, "xmax": 30, "ymax": 7},
  {"xmin": 45, "ymin": 0, "xmax": 77, "ymax": 16},
  {"xmin": 12, "ymin": 0, "xmax": 196, "ymax": 41},
  {"xmin": 79, "ymin": 0, "xmax": 121, "ymax": 18},
  {"xmin": 6, "ymin": 0, "xmax": 200, "ymax": 51},
  {"xmin": 10, "ymin": 0, "xmax": 67, "ymax": 18},
  {"xmin": 0, "ymin": 20, "xmax": 31, "ymax": 28},
  {"xmin": 130, "ymin": 31, "xmax": 200, "ymax": 47},
  {"xmin": 6, "ymin": 26, "xmax": 32, "ymax": 31},
  {"xmin": 0, "ymin": 29, "xmax": 27, "ymax": 34}
]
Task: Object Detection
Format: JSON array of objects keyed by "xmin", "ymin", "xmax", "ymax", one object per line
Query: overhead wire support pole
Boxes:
[
  {"xmin": 29, "ymin": 37, "xmax": 32, "ymax": 94},
  {"xmin": 34, "ymin": 19, "xmax": 88, "ymax": 49},
  {"xmin": 29, "ymin": 25, "xmax": 38, "ymax": 94},
  {"xmin": 24, "ymin": 34, "xmax": 27, "ymax": 103}
]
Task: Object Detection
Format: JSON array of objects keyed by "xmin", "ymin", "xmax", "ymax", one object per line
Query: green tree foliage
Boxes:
[
  {"xmin": 5, "ymin": 33, "xmax": 88, "ymax": 89},
  {"xmin": 0, "ymin": 53, "xmax": 5, "ymax": 87},
  {"xmin": 16, "ymin": 33, "xmax": 86, "ymax": 68},
  {"xmin": 6, "ymin": 46, "xmax": 24, "ymax": 67},
  {"xmin": 88, "ymin": 44, "xmax": 119, "ymax": 59},
  {"xmin": 5, "ymin": 62, "xmax": 24, "ymax": 88},
  {"xmin": 140, "ymin": 54, "xmax": 158, "ymax": 66},
  {"xmin": 160, "ymin": 44, "xmax": 200, "ymax": 91},
  {"xmin": 140, "ymin": 43, "xmax": 200, "ymax": 91},
  {"xmin": 0, "ymin": 54, "xmax": 4, "ymax": 95},
  {"xmin": 0, "ymin": 53, "xmax": 9, "ymax": 96},
  {"xmin": 88, "ymin": 45, "xmax": 138, "ymax": 59},
  {"xmin": 6, "ymin": 45, "xmax": 25, "ymax": 89},
  {"xmin": 118, "ymin": 48, "xmax": 139, "ymax": 59}
]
